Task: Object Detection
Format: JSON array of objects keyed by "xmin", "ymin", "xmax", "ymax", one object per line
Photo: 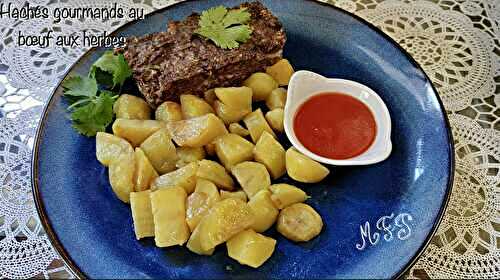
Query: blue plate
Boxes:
[{"xmin": 32, "ymin": 0, "xmax": 454, "ymax": 278}]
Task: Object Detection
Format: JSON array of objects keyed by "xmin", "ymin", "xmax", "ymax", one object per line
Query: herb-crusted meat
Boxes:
[{"xmin": 117, "ymin": 2, "xmax": 286, "ymax": 107}]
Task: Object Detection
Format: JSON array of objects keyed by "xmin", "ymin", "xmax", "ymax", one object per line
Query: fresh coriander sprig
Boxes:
[{"xmin": 194, "ymin": 6, "xmax": 252, "ymax": 49}]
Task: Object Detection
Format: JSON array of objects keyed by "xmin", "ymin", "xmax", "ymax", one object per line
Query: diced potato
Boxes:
[
  {"xmin": 176, "ymin": 147, "xmax": 206, "ymax": 168},
  {"xmin": 205, "ymin": 143, "xmax": 216, "ymax": 156},
  {"xmin": 96, "ymin": 132, "xmax": 133, "ymax": 167},
  {"xmin": 277, "ymin": 203, "xmax": 323, "ymax": 242},
  {"xmin": 243, "ymin": 72, "xmax": 278, "ymax": 101},
  {"xmin": 253, "ymin": 131, "xmax": 286, "ymax": 179},
  {"xmin": 194, "ymin": 178, "xmax": 221, "ymax": 205},
  {"xmin": 214, "ymin": 100, "xmax": 250, "ymax": 125},
  {"xmin": 243, "ymin": 109, "xmax": 277, "ymax": 143},
  {"xmin": 227, "ymin": 229, "xmax": 276, "ymax": 268},
  {"xmin": 151, "ymin": 162, "xmax": 198, "ymax": 194},
  {"xmin": 155, "ymin": 101, "xmax": 182, "ymax": 123},
  {"xmin": 231, "ymin": 161, "xmax": 271, "ymax": 198},
  {"xmin": 265, "ymin": 109, "xmax": 284, "ymax": 133},
  {"xmin": 196, "ymin": 159, "xmax": 234, "ymax": 190},
  {"xmin": 140, "ymin": 128, "xmax": 178, "ymax": 174},
  {"xmin": 134, "ymin": 148, "xmax": 159, "ymax": 192},
  {"xmin": 269, "ymin": 184, "xmax": 307, "ymax": 209},
  {"xmin": 265, "ymin": 88, "xmax": 287, "ymax": 110},
  {"xmin": 186, "ymin": 221, "xmax": 215, "ymax": 255},
  {"xmin": 113, "ymin": 94, "xmax": 151, "ymax": 120},
  {"xmin": 247, "ymin": 190, "xmax": 279, "ymax": 232},
  {"xmin": 228, "ymin": 123, "xmax": 250, "ymax": 137},
  {"xmin": 214, "ymin": 87, "xmax": 252, "ymax": 109},
  {"xmin": 198, "ymin": 198, "xmax": 254, "ymax": 251},
  {"xmin": 112, "ymin": 119, "xmax": 165, "ymax": 147},
  {"xmin": 215, "ymin": 134, "xmax": 254, "ymax": 170},
  {"xmin": 130, "ymin": 190, "xmax": 154, "ymax": 239},
  {"xmin": 168, "ymin": 114, "xmax": 227, "ymax": 148},
  {"xmin": 265, "ymin": 59, "xmax": 295, "ymax": 86},
  {"xmin": 286, "ymin": 148, "xmax": 330, "ymax": 183},
  {"xmin": 150, "ymin": 187, "xmax": 190, "ymax": 247},
  {"xmin": 180, "ymin": 94, "xmax": 215, "ymax": 119},
  {"xmin": 186, "ymin": 192, "xmax": 210, "ymax": 231},
  {"xmin": 220, "ymin": 190, "xmax": 248, "ymax": 202},
  {"xmin": 108, "ymin": 152, "xmax": 135, "ymax": 203},
  {"xmin": 203, "ymin": 89, "xmax": 217, "ymax": 106}
]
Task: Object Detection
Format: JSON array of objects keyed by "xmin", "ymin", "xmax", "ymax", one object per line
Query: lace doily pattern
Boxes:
[{"xmin": 1, "ymin": 0, "xmax": 499, "ymax": 278}]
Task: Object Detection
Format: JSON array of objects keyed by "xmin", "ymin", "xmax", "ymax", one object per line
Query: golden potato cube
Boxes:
[
  {"xmin": 203, "ymin": 89, "xmax": 217, "ymax": 106},
  {"xmin": 186, "ymin": 221, "xmax": 215, "ymax": 255},
  {"xmin": 140, "ymin": 128, "xmax": 178, "ymax": 174},
  {"xmin": 243, "ymin": 109, "xmax": 277, "ymax": 143},
  {"xmin": 253, "ymin": 131, "xmax": 285, "ymax": 179},
  {"xmin": 277, "ymin": 203, "xmax": 323, "ymax": 242},
  {"xmin": 194, "ymin": 178, "xmax": 221, "ymax": 205},
  {"xmin": 265, "ymin": 59, "xmax": 295, "ymax": 86},
  {"xmin": 286, "ymin": 148, "xmax": 330, "ymax": 183},
  {"xmin": 265, "ymin": 109, "xmax": 284, "ymax": 133},
  {"xmin": 214, "ymin": 133, "xmax": 254, "ymax": 170},
  {"xmin": 112, "ymin": 119, "xmax": 165, "ymax": 147},
  {"xmin": 168, "ymin": 113, "xmax": 227, "ymax": 148},
  {"xmin": 108, "ymin": 152, "xmax": 135, "ymax": 203},
  {"xmin": 198, "ymin": 198, "xmax": 254, "ymax": 251},
  {"xmin": 227, "ymin": 229, "xmax": 276, "ymax": 268},
  {"xmin": 269, "ymin": 184, "xmax": 307, "ymax": 209},
  {"xmin": 231, "ymin": 161, "xmax": 271, "ymax": 198},
  {"xmin": 243, "ymin": 72, "xmax": 278, "ymax": 101},
  {"xmin": 220, "ymin": 190, "xmax": 248, "ymax": 202},
  {"xmin": 205, "ymin": 143, "xmax": 216, "ymax": 156},
  {"xmin": 176, "ymin": 147, "xmax": 206, "ymax": 168},
  {"xmin": 213, "ymin": 100, "xmax": 250, "ymax": 125},
  {"xmin": 248, "ymin": 190, "xmax": 279, "ymax": 232},
  {"xmin": 155, "ymin": 101, "xmax": 183, "ymax": 123},
  {"xmin": 130, "ymin": 190, "xmax": 154, "ymax": 239},
  {"xmin": 186, "ymin": 192, "xmax": 210, "ymax": 231},
  {"xmin": 113, "ymin": 94, "xmax": 151, "ymax": 120},
  {"xmin": 150, "ymin": 187, "xmax": 190, "ymax": 247},
  {"xmin": 180, "ymin": 94, "xmax": 215, "ymax": 119},
  {"xmin": 228, "ymin": 123, "xmax": 250, "ymax": 137},
  {"xmin": 96, "ymin": 132, "xmax": 133, "ymax": 167},
  {"xmin": 265, "ymin": 88, "xmax": 287, "ymax": 110},
  {"xmin": 196, "ymin": 159, "xmax": 234, "ymax": 190},
  {"xmin": 151, "ymin": 162, "xmax": 198, "ymax": 194},
  {"xmin": 214, "ymin": 87, "xmax": 252, "ymax": 109},
  {"xmin": 134, "ymin": 148, "xmax": 159, "ymax": 192}
]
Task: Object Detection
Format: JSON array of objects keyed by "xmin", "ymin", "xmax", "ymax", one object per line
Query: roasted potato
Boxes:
[
  {"xmin": 265, "ymin": 59, "xmax": 294, "ymax": 86},
  {"xmin": 176, "ymin": 147, "xmax": 206, "ymax": 168},
  {"xmin": 243, "ymin": 109, "xmax": 277, "ymax": 143},
  {"xmin": 150, "ymin": 162, "xmax": 198, "ymax": 194},
  {"xmin": 186, "ymin": 192, "xmax": 211, "ymax": 231},
  {"xmin": 186, "ymin": 221, "xmax": 215, "ymax": 255},
  {"xmin": 265, "ymin": 88, "xmax": 287, "ymax": 110},
  {"xmin": 140, "ymin": 128, "xmax": 178, "ymax": 174},
  {"xmin": 130, "ymin": 190, "xmax": 154, "ymax": 239},
  {"xmin": 197, "ymin": 198, "xmax": 254, "ymax": 251},
  {"xmin": 286, "ymin": 148, "xmax": 330, "ymax": 183},
  {"xmin": 220, "ymin": 190, "xmax": 248, "ymax": 202},
  {"xmin": 108, "ymin": 152, "xmax": 135, "ymax": 203},
  {"xmin": 150, "ymin": 187, "xmax": 190, "ymax": 247},
  {"xmin": 112, "ymin": 119, "xmax": 165, "ymax": 147},
  {"xmin": 269, "ymin": 184, "xmax": 307, "ymax": 209},
  {"xmin": 214, "ymin": 87, "xmax": 252, "ymax": 110},
  {"xmin": 243, "ymin": 72, "xmax": 278, "ymax": 101},
  {"xmin": 113, "ymin": 94, "xmax": 151, "ymax": 120},
  {"xmin": 203, "ymin": 89, "xmax": 217, "ymax": 106},
  {"xmin": 194, "ymin": 178, "xmax": 221, "ymax": 205},
  {"xmin": 180, "ymin": 94, "xmax": 215, "ymax": 119},
  {"xmin": 253, "ymin": 131, "xmax": 286, "ymax": 179},
  {"xmin": 134, "ymin": 148, "xmax": 159, "ymax": 192},
  {"xmin": 231, "ymin": 161, "xmax": 271, "ymax": 198},
  {"xmin": 248, "ymin": 189, "xmax": 279, "ymax": 232},
  {"xmin": 196, "ymin": 159, "xmax": 234, "ymax": 190},
  {"xmin": 227, "ymin": 229, "xmax": 276, "ymax": 268},
  {"xmin": 265, "ymin": 108, "xmax": 284, "ymax": 133},
  {"xmin": 214, "ymin": 100, "xmax": 250, "ymax": 125},
  {"xmin": 155, "ymin": 101, "xmax": 183, "ymax": 123},
  {"xmin": 214, "ymin": 133, "xmax": 255, "ymax": 170},
  {"xmin": 168, "ymin": 113, "xmax": 227, "ymax": 148},
  {"xmin": 277, "ymin": 203, "xmax": 323, "ymax": 242},
  {"xmin": 96, "ymin": 132, "xmax": 133, "ymax": 167},
  {"xmin": 204, "ymin": 143, "xmax": 216, "ymax": 156},
  {"xmin": 228, "ymin": 123, "xmax": 250, "ymax": 137}
]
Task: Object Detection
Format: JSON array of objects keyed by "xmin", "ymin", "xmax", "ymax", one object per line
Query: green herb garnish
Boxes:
[
  {"xmin": 195, "ymin": 6, "xmax": 252, "ymax": 50},
  {"xmin": 91, "ymin": 51, "xmax": 133, "ymax": 88}
]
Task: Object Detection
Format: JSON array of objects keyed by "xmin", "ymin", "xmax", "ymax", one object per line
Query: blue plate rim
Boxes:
[{"xmin": 31, "ymin": 0, "xmax": 455, "ymax": 278}]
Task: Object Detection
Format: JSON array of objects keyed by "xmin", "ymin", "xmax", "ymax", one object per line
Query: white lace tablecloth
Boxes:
[{"xmin": 0, "ymin": 0, "xmax": 498, "ymax": 278}]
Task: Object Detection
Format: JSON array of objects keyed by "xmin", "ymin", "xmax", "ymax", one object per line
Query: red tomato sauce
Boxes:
[{"xmin": 293, "ymin": 93, "xmax": 377, "ymax": 160}]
